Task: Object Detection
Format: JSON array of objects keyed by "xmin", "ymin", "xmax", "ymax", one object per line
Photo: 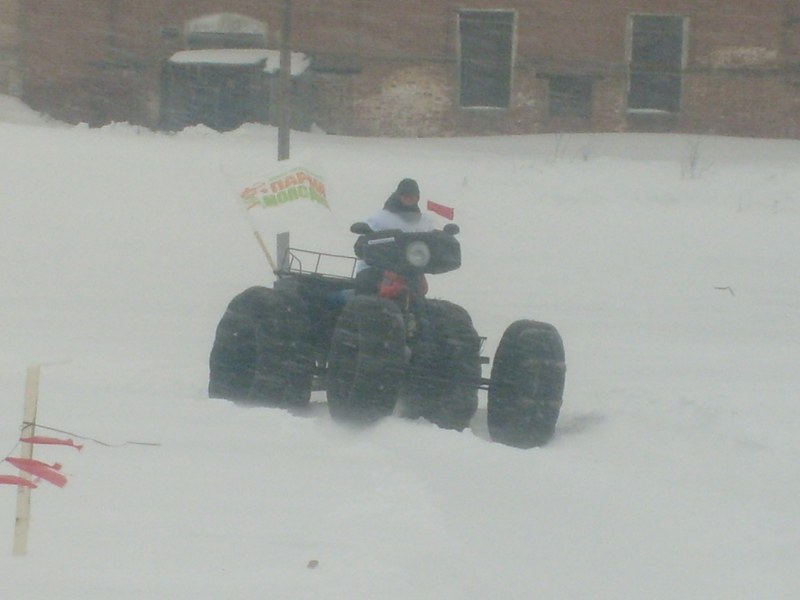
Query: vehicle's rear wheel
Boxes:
[
  {"xmin": 209, "ymin": 286, "xmax": 313, "ymax": 409},
  {"xmin": 400, "ymin": 300, "xmax": 480, "ymax": 431},
  {"xmin": 326, "ymin": 295, "xmax": 406, "ymax": 425},
  {"xmin": 488, "ymin": 320, "xmax": 566, "ymax": 448}
]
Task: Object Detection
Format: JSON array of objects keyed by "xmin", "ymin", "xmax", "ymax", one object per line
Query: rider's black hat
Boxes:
[{"xmin": 396, "ymin": 178, "xmax": 420, "ymax": 196}]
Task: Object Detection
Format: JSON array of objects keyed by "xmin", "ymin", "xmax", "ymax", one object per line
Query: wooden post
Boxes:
[
  {"xmin": 12, "ymin": 365, "xmax": 41, "ymax": 556},
  {"xmin": 254, "ymin": 230, "xmax": 278, "ymax": 272},
  {"xmin": 278, "ymin": 0, "xmax": 293, "ymax": 161}
]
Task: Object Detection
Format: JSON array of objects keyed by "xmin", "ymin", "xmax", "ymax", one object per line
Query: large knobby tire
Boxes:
[
  {"xmin": 401, "ymin": 299, "xmax": 480, "ymax": 431},
  {"xmin": 488, "ymin": 320, "xmax": 566, "ymax": 448},
  {"xmin": 326, "ymin": 295, "xmax": 406, "ymax": 425},
  {"xmin": 209, "ymin": 286, "xmax": 263, "ymax": 401},
  {"xmin": 208, "ymin": 286, "xmax": 313, "ymax": 409}
]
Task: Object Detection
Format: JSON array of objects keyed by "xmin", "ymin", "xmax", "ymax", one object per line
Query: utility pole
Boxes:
[{"xmin": 278, "ymin": 0, "xmax": 292, "ymax": 161}]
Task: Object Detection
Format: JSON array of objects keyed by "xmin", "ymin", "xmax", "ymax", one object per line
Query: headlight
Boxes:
[{"xmin": 405, "ymin": 240, "xmax": 431, "ymax": 268}]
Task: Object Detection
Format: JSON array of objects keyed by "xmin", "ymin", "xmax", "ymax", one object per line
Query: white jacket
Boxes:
[{"xmin": 365, "ymin": 208, "xmax": 435, "ymax": 233}]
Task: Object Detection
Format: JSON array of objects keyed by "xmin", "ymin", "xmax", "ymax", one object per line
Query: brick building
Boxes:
[
  {"xmin": 0, "ymin": 0, "xmax": 20, "ymax": 95},
  {"xmin": 4, "ymin": 1, "xmax": 800, "ymax": 137}
]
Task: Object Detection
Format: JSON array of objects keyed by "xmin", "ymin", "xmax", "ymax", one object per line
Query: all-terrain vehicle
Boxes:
[{"xmin": 208, "ymin": 223, "xmax": 566, "ymax": 448}]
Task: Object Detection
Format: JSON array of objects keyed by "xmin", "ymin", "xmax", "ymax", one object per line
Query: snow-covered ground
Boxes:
[{"xmin": 1, "ymin": 96, "xmax": 799, "ymax": 598}]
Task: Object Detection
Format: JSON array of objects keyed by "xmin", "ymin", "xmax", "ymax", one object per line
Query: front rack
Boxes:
[{"xmin": 278, "ymin": 247, "xmax": 359, "ymax": 282}]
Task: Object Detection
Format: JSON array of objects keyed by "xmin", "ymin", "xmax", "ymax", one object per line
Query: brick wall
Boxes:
[
  {"xmin": 0, "ymin": 0, "xmax": 20, "ymax": 95},
  {"xmin": 351, "ymin": 62, "xmax": 454, "ymax": 136},
  {"xmin": 313, "ymin": 0, "xmax": 800, "ymax": 138},
  {"xmin": 683, "ymin": 71, "xmax": 800, "ymax": 138},
  {"xmin": 14, "ymin": 0, "xmax": 800, "ymax": 138}
]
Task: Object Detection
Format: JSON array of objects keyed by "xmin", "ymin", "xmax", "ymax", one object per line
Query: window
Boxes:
[
  {"xmin": 628, "ymin": 15, "xmax": 685, "ymax": 112},
  {"xmin": 548, "ymin": 76, "xmax": 593, "ymax": 118},
  {"xmin": 458, "ymin": 10, "xmax": 515, "ymax": 108}
]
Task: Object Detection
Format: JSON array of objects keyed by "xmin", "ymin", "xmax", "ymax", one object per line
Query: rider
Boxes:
[
  {"xmin": 356, "ymin": 178, "xmax": 435, "ymax": 296},
  {"xmin": 365, "ymin": 178, "xmax": 435, "ymax": 233}
]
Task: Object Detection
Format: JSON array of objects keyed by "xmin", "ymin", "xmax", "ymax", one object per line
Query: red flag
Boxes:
[
  {"xmin": 426, "ymin": 200, "xmax": 455, "ymax": 220},
  {"xmin": 5, "ymin": 457, "xmax": 68, "ymax": 488},
  {"xmin": 0, "ymin": 475, "xmax": 38, "ymax": 488},
  {"xmin": 20, "ymin": 436, "xmax": 83, "ymax": 451}
]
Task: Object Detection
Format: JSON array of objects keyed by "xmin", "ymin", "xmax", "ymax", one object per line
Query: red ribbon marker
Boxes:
[
  {"xmin": 20, "ymin": 436, "xmax": 84, "ymax": 451},
  {"xmin": 5, "ymin": 457, "xmax": 68, "ymax": 488},
  {"xmin": 0, "ymin": 475, "xmax": 38, "ymax": 488}
]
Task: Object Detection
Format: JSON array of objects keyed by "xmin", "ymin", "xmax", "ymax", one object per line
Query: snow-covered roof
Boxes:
[
  {"xmin": 169, "ymin": 49, "xmax": 310, "ymax": 76},
  {"xmin": 186, "ymin": 13, "xmax": 267, "ymax": 38}
]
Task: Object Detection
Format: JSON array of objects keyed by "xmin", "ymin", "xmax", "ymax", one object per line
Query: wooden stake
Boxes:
[
  {"xmin": 12, "ymin": 364, "xmax": 41, "ymax": 557},
  {"xmin": 254, "ymin": 230, "xmax": 278, "ymax": 273}
]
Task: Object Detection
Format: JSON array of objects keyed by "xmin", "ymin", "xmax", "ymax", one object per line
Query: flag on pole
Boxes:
[
  {"xmin": 427, "ymin": 200, "xmax": 455, "ymax": 220},
  {"xmin": 231, "ymin": 163, "xmax": 334, "ymax": 274},
  {"xmin": 241, "ymin": 167, "xmax": 329, "ymax": 210}
]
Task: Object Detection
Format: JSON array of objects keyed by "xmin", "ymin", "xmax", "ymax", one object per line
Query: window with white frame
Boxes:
[
  {"xmin": 458, "ymin": 10, "xmax": 515, "ymax": 108},
  {"xmin": 628, "ymin": 15, "xmax": 685, "ymax": 112}
]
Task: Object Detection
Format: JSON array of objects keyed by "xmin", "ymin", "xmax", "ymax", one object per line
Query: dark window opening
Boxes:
[
  {"xmin": 459, "ymin": 11, "xmax": 514, "ymax": 108},
  {"xmin": 628, "ymin": 15, "xmax": 684, "ymax": 112},
  {"xmin": 160, "ymin": 63, "xmax": 270, "ymax": 132},
  {"xmin": 548, "ymin": 76, "xmax": 593, "ymax": 118}
]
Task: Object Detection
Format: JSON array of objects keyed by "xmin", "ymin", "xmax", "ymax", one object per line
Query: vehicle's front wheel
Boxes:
[
  {"xmin": 326, "ymin": 296, "xmax": 406, "ymax": 425},
  {"xmin": 400, "ymin": 299, "xmax": 480, "ymax": 431},
  {"xmin": 488, "ymin": 320, "xmax": 566, "ymax": 448}
]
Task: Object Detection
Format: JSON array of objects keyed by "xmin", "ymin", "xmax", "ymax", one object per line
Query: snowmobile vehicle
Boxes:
[{"xmin": 208, "ymin": 222, "xmax": 566, "ymax": 448}]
